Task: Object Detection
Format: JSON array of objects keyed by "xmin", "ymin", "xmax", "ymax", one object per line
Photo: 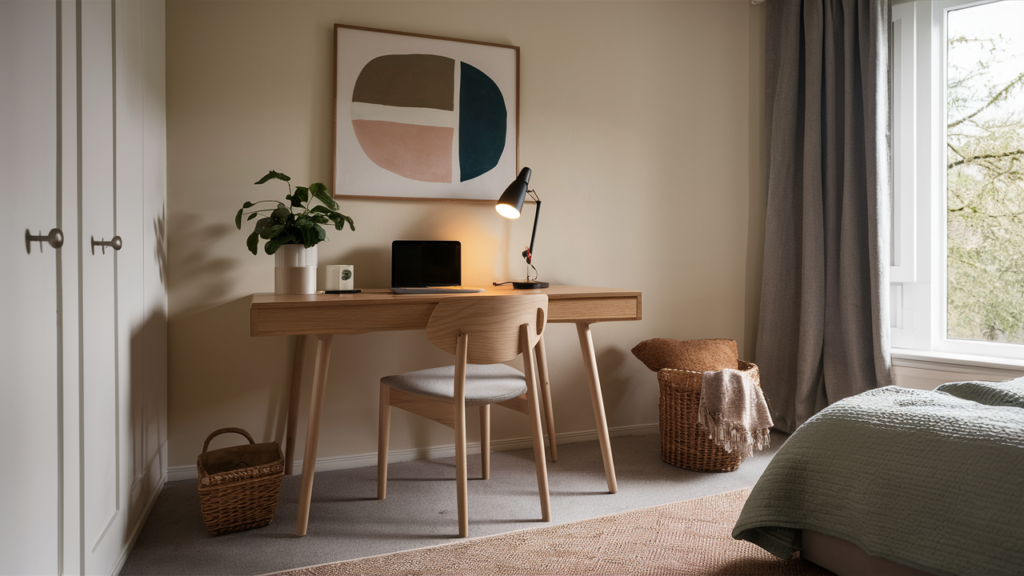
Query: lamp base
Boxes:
[{"xmin": 511, "ymin": 280, "xmax": 549, "ymax": 289}]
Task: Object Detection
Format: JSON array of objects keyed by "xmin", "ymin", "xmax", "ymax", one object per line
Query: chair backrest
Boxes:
[{"xmin": 425, "ymin": 295, "xmax": 548, "ymax": 364}]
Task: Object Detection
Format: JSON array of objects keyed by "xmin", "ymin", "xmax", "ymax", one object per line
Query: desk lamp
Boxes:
[{"xmin": 495, "ymin": 167, "xmax": 549, "ymax": 289}]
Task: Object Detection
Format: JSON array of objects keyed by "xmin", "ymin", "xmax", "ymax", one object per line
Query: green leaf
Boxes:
[
  {"xmin": 265, "ymin": 235, "xmax": 299, "ymax": 255},
  {"xmin": 300, "ymin": 226, "xmax": 315, "ymax": 248},
  {"xmin": 290, "ymin": 194, "xmax": 303, "ymax": 208},
  {"xmin": 272, "ymin": 206, "xmax": 290, "ymax": 222},
  {"xmin": 310, "ymin": 205, "xmax": 334, "ymax": 215},
  {"xmin": 278, "ymin": 230, "xmax": 298, "ymax": 245},
  {"xmin": 326, "ymin": 212, "xmax": 354, "ymax": 232},
  {"xmin": 293, "ymin": 187, "xmax": 309, "ymax": 204},
  {"xmin": 234, "ymin": 208, "xmax": 243, "ymax": 230},
  {"xmin": 247, "ymin": 212, "xmax": 259, "ymax": 221},
  {"xmin": 253, "ymin": 217, "xmax": 271, "ymax": 234},
  {"xmin": 314, "ymin": 223, "xmax": 327, "ymax": 241},
  {"xmin": 243, "ymin": 201, "xmax": 254, "ymax": 208},
  {"xmin": 309, "ymin": 183, "xmax": 338, "ymax": 210},
  {"xmin": 260, "ymin": 225, "xmax": 284, "ymax": 239},
  {"xmin": 255, "ymin": 170, "xmax": 291, "ymax": 185},
  {"xmin": 246, "ymin": 231, "xmax": 260, "ymax": 255}
]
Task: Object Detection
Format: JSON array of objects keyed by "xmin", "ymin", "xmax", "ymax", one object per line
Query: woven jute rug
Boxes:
[{"xmin": 272, "ymin": 488, "xmax": 828, "ymax": 575}]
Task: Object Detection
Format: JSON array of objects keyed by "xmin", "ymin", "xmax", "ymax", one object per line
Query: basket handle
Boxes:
[{"xmin": 202, "ymin": 427, "xmax": 256, "ymax": 453}]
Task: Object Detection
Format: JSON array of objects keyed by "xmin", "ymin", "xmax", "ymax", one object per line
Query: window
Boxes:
[{"xmin": 891, "ymin": 0, "xmax": 1024, "ymax": 360}]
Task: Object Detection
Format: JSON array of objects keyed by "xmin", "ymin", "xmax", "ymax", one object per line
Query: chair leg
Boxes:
[
  {"xmin": 480, "ymin": 404, "xmax": 490, "ymax": 480},
  {"xmin": 454, "ymin": 333, "xmax": 470, "ymax": 538},
  {"xmin": 377, "ymin": 384, "xmax": 391, "ymax": 500},
  {"xmin": 521, "ymin": 327, "xmax": 551, "ymax": 522}
]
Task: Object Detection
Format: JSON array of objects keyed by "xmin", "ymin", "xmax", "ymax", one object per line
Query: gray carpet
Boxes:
[{"xmin": 120, "ymin": 433, "xmax": 787, "ymax": 575}]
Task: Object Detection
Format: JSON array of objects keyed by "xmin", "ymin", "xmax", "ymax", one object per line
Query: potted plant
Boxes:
[{"xmin": 235, "ymin": 171, "xmax": 355, "ymax": 294}]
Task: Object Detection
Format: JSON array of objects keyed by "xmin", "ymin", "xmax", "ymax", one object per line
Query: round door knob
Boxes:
[
  {"xmin": 91, "ymin": 235, "xmax": 123, "ymax": 255},
  {"xmin": 24, "ymin": 228, "xmax": 64, "ymax": 253}
]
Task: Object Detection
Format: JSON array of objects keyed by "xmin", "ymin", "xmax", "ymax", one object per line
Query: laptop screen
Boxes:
[{"xmin": 392, "ymin": 241, "xmax": 462, "ymax": 287}]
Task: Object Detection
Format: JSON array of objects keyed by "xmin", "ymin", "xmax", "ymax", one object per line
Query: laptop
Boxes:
[{"xmin": 391, "ymin": 240, "xmax": 484, "ymax": 294}]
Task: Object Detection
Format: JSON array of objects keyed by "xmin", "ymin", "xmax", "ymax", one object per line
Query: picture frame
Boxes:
[{"xmin": 333, "ymin": 24, "xmax": 520, "ymax": 201}]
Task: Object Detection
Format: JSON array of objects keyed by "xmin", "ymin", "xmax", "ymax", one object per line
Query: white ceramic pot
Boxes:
[{"xmin": 274, "ymin": 244, "xmax": 317, "ymax": 294}]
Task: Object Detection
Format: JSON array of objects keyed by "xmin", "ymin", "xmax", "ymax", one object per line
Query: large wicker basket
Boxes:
[
  {"xmin": 197, "ymin": 428, "xmax": 284, "ymax": 535},
  {"xmin": 657, "ymin": 360, "xmax": 760, "ymax": 473}
]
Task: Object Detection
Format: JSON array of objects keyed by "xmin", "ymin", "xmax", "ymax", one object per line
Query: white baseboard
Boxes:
[
  {"xmin": 166, "ymin": 423, "xmax": 658, "ymax": 483},
  {"xmin": 112, "ymin": 441, "xmax": 168, "ymax": 576}
]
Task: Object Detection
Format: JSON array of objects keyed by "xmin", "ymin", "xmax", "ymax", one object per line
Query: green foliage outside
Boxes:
[
  {"xmin": 946, "ymin": 29, "xmax": 1024, "ymax": 343},
  {"xmin": 234, "ymin": 171, "xmax": 355, "ymax": 256}
]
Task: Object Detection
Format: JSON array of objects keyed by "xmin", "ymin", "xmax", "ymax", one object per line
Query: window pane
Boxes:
[{"xmin": 946, "ymin": 0, "xmax": 1024, "ymax": 343}]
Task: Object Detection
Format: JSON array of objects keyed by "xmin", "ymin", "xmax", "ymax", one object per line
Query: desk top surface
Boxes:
[{"xmin": 251, "ymin": 285, "xmax": 641, "ymax": 309}]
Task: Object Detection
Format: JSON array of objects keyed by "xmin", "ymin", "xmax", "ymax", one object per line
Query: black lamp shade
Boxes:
[{"xmin": 495, "ymin": 167, "xmax": 531, "ymax": 219}]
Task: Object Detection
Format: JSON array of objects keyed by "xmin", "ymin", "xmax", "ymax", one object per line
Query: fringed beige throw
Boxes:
[{"xmin": 698, "ymin": 369, "xmax": 773, "ymax": 458}]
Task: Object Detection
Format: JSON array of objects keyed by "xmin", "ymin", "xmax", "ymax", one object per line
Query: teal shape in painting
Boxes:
[{"xmin": 459, "ymin": 62, "xmax": 507, "ymax": 182}]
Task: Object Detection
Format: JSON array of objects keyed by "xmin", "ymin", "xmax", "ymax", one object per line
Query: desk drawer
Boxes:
[
  {"xmin": 548, "ymin": 297, "xmax": 639, "ymax": 323},
  {"xmin": 251, "ymin": 301, "xmax": 436, "ymax": 336}
]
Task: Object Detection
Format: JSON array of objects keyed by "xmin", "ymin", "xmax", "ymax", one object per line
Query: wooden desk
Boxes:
[{"xmin": 250, "ymin": 285, "xmax": 642, "ymax": 535}]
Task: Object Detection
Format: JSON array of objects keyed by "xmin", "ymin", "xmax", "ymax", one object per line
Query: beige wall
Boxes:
[{"xmin": 165, "ymin": 0, "xmax": 767, "ymax": 467}]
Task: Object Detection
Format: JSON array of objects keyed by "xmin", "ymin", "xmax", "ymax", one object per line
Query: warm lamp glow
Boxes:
[{"xmin": 496, "ymin": 203, "xmax": 521, "ymax": 219}]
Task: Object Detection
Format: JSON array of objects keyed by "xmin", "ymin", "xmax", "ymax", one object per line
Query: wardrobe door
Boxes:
[
  {"xmin": 1, "ymin": 1, "xmax": 163, "ymax": 573},
  {"xmin": 83, "ymin": 0, "xmax": 166, "ymax": 570},
  {"xmin": 0, "ymin": 1, "xmax": 62, "ymax": 574},
  {"xmin": 80, "ymin": 0, "xmax": 122, "ymax": 571}
]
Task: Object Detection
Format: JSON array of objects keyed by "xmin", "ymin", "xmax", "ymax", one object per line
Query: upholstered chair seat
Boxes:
[{"xmin": 381, "ymin": 364, "xmax": 527, "ymax": 407}]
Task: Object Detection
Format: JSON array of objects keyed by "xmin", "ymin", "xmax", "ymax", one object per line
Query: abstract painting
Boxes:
[{"xmin": 334, "ymin": 25, "xmax": 519, "ymax": 201}]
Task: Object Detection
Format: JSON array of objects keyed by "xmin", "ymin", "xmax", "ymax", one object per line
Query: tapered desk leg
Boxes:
[
  {"xmin": 285, "ymin": 335, "xmax": 307, "ymax": 476},
  {"xmin": 296, "ymin": 334, "xmax": 332, "ymax": 536},
  {"xmin": 535, "ymin": 334, "xmax": 558, "ymax": 462},
  {"xmin": 576, "ymin": 322, "xmax": 617, "ymax": 494}
]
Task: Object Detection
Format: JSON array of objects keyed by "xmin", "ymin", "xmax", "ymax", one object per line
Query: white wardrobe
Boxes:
[{"xmin": 0, "ymin": 1, "xmax": 167, "ymax": 574}]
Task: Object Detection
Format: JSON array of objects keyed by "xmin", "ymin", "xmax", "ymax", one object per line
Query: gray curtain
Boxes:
[{"xmin": 755, "ymin": 0, "xmax": 893, "ymax": 434}]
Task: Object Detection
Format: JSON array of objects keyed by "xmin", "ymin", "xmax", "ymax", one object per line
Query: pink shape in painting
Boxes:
[{"xmin": 351, "ymin": 120, "xmax": 453, "ymax": 184}]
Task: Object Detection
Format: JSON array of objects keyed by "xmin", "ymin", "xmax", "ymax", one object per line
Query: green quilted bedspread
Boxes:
[{"xmin": 732, "ymin": 383, "xmax": 1024, "ymax": 576}]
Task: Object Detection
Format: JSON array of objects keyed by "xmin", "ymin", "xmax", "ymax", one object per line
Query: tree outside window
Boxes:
[{"xmin": 946, "ymin": 0, "xmax": 1024, "ymax": 343}]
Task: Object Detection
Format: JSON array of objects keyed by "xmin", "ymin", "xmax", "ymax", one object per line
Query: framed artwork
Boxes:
[{"xmin": 333, "ymin": 25, "xmax": 519, "ymax": 201}]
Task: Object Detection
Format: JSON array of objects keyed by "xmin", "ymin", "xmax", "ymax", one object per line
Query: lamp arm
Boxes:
[{"xmin": 524, "ymin": 199, "xmax": 540, "ymax": 263}]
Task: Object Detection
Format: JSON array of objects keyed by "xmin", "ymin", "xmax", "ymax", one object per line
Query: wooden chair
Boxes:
[{"xmin": 376, "ymin": 294, "xmax": 551, "ymax": 538}]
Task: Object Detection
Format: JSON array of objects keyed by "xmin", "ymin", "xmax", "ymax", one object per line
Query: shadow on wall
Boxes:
[
  {"xmin": 154, "ymin": 208, "xmax": 167, "ymax": 285},
  {"xmin": 595, "ymin": 345, "xmax": 632, "ymax": 422},
  {"xmin": 169, "ymin": 296, "xmax": 294, "ymax": 460},
  {"xmin": 127, "ymin": 302, "xmax": 168, "ymax": 532},
  {"xmin": 170, "ymin": 211, "xmax": 238, "ymax": 316}
]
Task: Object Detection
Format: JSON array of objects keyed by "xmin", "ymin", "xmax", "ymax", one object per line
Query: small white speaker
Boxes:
[{"xmin": 325, "ymin": 265, "xmax": 354, "ymax": 291}]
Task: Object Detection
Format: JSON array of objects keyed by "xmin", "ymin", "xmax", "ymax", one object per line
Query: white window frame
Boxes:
[{"xmin": 890, "ymin": 0, "xmax": 1024, "ymax": 361}]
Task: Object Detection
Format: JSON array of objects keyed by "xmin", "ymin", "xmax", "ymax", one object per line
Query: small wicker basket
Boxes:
[
  {"xmin": 657, "ymin": 360, "xmax": 760, "ymax": 473},
  {"xmin": 197, "ymin": 428, "xmax": 284, "ymax": 536}
]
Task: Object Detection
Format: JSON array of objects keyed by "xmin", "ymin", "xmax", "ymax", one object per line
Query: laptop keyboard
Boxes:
[{"xmin": 391, "ymin": 286, "xmax": 484, "ymax": 294}]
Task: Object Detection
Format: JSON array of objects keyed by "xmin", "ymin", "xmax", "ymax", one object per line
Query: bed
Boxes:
[{"xmin": 732, "ymin": 379, "xmax": 1024, "ymax": 576}]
